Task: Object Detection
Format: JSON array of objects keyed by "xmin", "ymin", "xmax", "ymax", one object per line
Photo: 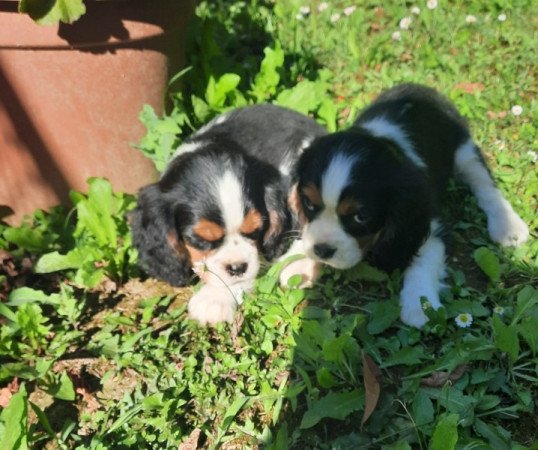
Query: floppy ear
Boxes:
[
  {"xmin": 369, "ymin": 180, "xmax": 433, "ymax": 273},
  {"xmin": 287, "ymin": 183, "xmax": 307, "ymax": 227},
  {"xmin": 261, "ymin": 183, "xmax": 292, "ymax": 261},
  {"xmin": 130, "ymin": 184, "xmax": 194, "ymax": 286}
]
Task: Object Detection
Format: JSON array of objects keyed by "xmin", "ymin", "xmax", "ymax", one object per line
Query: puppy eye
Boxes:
[
  {"xmin": 303, "ymin": 197, "xmax": 315, "ymax": 212},
  {"xmin": 241, "ymin": 230, "xmax": 260, "ymax": 240},
  {"xmin": 353, "ymin": 213, "xmax": 364, "ymax": 224}
]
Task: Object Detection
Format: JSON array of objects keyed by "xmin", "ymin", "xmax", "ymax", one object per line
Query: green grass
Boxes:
[{"xmin": 1, "ymin": 1, "xmax": 537, "ymax": 448}]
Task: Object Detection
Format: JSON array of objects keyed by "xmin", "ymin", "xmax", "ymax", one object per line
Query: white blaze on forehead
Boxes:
[
  {"xmin": 321, "ymin": 153, "xmax": 358, "ymax": 208},
  {"xmin": 216, "ymin": 170, "xmax": 245, "ymax": 232}
]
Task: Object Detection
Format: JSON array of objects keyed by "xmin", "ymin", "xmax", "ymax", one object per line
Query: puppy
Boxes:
[
  {"xmin": 287, "ymin": 84, "xmax": 529, "ymax": 327},
  {"xmin": 131, "ymin": 104, "xmax": 326, "ymax": 324}
]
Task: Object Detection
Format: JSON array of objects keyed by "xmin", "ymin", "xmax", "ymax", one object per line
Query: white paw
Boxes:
[
  {"xmin": 279, "ymin": 258, "xmax": 321, "ymax": 289},
  {"xmin": 400, "ymin": 286, "xmax": 442, "ymax": 329},
  {"xmin": 187, "ymin": 284, "xmax": 237, "ymax": 325},
  {"xmin": 488, "ymin": 206, "xmax": 529, "ymax": 247}
]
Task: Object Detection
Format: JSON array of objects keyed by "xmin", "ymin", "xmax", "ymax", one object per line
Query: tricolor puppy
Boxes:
[
  {"xmin": 289, "ymin": 84, "xmax": 529, "ymax": 328},
  {"xmin": 131, "ymin": 104, "xmax": 326, "ymax": 325}
]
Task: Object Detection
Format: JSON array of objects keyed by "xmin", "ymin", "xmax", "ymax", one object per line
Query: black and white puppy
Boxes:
[
  {"xmin": 287, "ymin": 84, "xmax": 529, "ymax": 327},
  {"xmin": 131, "ymin": 104, "xmax": 326, "ymax": 324}
]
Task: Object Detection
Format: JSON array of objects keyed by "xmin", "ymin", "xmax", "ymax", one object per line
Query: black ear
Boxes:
[
  {"xmin": 261, "ymin": 183, "xmax": 293, "ymax": 261},
  {"xmin": 368, "ymin": 180, "xmax": 433, "ymax": 272},
  {"xmin": 130, "ymin": 184, "xmax": 193, "ymax": 286}
]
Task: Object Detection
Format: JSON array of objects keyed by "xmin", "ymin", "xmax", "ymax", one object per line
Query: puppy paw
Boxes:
[
  {"xmin": 187, "ymin": 284, "xmax": 237, "ymax": 325},
  {"xmin": 400, "ymin": 305, "xmax": 429, "ymax": 329},
  {"xmin": 488, "ymin": 205, "xmax": 529, "ymax": 247},
  {"xmin": 279, "ymin": 258, "xmax": 321, "ymax": 288},
  {"xmin": 400, "ymin": 288, "xmax": 442, "ymax": 329}
]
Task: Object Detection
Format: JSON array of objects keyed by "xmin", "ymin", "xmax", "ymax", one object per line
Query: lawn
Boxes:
[{"xmin": 1, "ymin": 0, "xmax": 537, "ymax": 449}]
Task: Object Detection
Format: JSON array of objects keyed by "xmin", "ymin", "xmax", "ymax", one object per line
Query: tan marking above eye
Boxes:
[
  {"xmin": 240, "ymin": 209, "xmax": 263, "ymax": 235},
  {"xmin": 302, "ymin": 184, "xmax": 323, "ymax": 207},
  {"xmin": 337, "ymin": 198, "xmax": 361, "ymax": 216},
  {"xmin": 185, "ymin": 244, "xmax": 214, "ymax": 265},
  {"xmin": 193, "ymin": 219, "xmax": 225, "ymax": 242}
]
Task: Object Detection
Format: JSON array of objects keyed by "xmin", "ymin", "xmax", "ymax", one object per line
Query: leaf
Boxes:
[
  {"xmin": 0, "ymin": 383, "xmax": 28, "ymax": 450},
  {"xmin": 3, "ymin": 226, "xmax": 48, "ymax": 253},
  {"xmin": 45, "ymin": 372, "xmax": 75, "ymax": 401},
  {"xmin": 473, "ymin": 247, "xmax": 501, "ymax": 282},
  {"xmin": 275, "ymin": 80, "xmax": 321, "ymax": 114},
  {"xmin": 474, "ymin": 419, "xmax": 511, "ymax": 450},
  {"xmin": 431, "ymin": 413, "xmax": 459, "ymax": 450},
  {"xmin": 300, "ymin": 389, "xmax": 363, "ymax": 429},
  {"xmin": 413, "ymin": 389, "xmax": 434, "ymax": 426},
  {"xmin": 251, "ymin": 44, "xmax": 285, "ymax": 101},
  {"xmin": 361, "ymin": 353, "xmax": 381, "ymax": 427},
  {"xmin": 34, "ymin": 250, "xmax": 83, "ymax": 273},
  {"xmin": 381, "ymin": 346, "xmax": 427, "ymax": 368},
  {"xmin": 316, "ymin": 367, "xmax": 336, "ymax": 388},
  {"xmin": 20, "ymin": 0, "xmax": 86, "ymax": 25},
  {"xmin": 350, "ymin": 262, "xmax": 388, "ymax": 282},
  {"xmin": 512, "ymin": 286, "xmax": 538, "ymax": 325},
  {"xmin": 491, "ymin": 315, "xmax": 519, "ymax": 363},
  {"xmin": 519, "ymin": 317, "xmax": 538, "ymax": 354},
  {"xmin": 367, "ymin": 301, "xmax": 400, "ymax": 334},
  {"xmin": 7, "ymin": 287, "xmax": 57, "ymax": 306}
]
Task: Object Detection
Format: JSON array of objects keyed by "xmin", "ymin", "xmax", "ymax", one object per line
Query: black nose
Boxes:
[
  {"xmin": 226, "ymin": 262, "xmax": 248, "ymax": 277},
  {"xmin": 313, "ymin": 243, "xmax": 336, "ymax": 259}
]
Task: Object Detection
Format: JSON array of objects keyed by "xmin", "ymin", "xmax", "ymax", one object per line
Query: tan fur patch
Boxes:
[
  {"xmin": 193, "ymin": 219, "xmax": 225, "ymax": 242},
  {"xmin": 185, "ymin": 244, "xmax": 214, "ymax": 265},
  {"xmin": 166, "ymin": 231, "xmax": 188, "ymax": 257},
  {"xmin": 264, "ymin": 210, "xmax": 282, "ymax": 242},
  {"xmin": 239, "ymin": 209, "xmax": 263, "ymax": 235},
  {"xmin": 302, "ymin": 183, "xmax": 323, "ymax": 207},
  {"xmin": 288, "ymin": 184, "xmax": 306, "ymax": 226},
  {"xmin": 357, "ymin": 231, "xmax": 381, "ymax": 251},
  {"xmin": 337, "ymin": 198, "xmax": 361, "ymax": 216}
]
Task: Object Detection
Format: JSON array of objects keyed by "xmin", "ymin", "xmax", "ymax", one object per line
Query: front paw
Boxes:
[
  {"xmin": 400, "ymin": 288, "xmax": 442, "ymax": 329},
  {"xmin": 279, "ymin": 258, "xmax": 321, "ymax": 288},
  {"xmin": 187, "ymin": 284, "xmax": 237, "ymax": 325},
  {"xmin": 400, "ymin": 304, "xmax": 429, "ymax": 328},
  {"xmin": 488, "ymin": 206, "xmax": 529, "ymax": 247}
]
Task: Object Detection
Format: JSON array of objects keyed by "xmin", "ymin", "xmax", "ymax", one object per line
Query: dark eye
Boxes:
[
  {"xmin": 241, "ymin": 230, "xmax": 260, "ymax": 240},
  {"xmin": 303, "ymin": 197, "xmax": 315, "ymax": 212},
  {"xmin": 353, "ymin": 213, "xmax": 364, "ymax": 224}
]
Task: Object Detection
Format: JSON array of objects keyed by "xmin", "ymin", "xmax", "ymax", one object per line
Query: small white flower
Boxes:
[
  {"xmin": 498, "ymin": 13, "xmax": 507, "ymax": 22},
  {"xmin": 511, "ymin": 105, "xmax": 523, "ymax": 116},
  {"xmin": 296, "ymin": 13, "xmax": 304, "ymax": 20},
  {"xmin": 411, "ymin": 6, "xmax": 421, "ymax": 15},
  {"xmin": 318, "ymin": 2, "xmax": 329, "ymax": 12},
  {"xmin": 465, "ymin": 14, "xmax": 477, "ymax": 24},
  {"xmin": 399, "ymin": 16, "xmax": 412, "ymax": 29},
  {"xmin": 344, "ymin": 5, "xmax": 357, "ymax": 16},
  {"xmin": 527, "ymin": 151, "xmax": 538, "ymax": 163},
  {"xmin": 455, "ymin": 313, "xmax": 473, "ymax": 328},
  {"xmin": 493, "ymin": 306, "xmax": 505, "ymax": 315},
  {"xmin": 392, "ymin": 30, "xmax": 402, "ymax": 41},
  {"xmin": 330, "ymin": 12, "xmax": 341, "ymax": 23},
  {"xmin": 426, "ymin": 0, "xmax": 438, "ymax": 10},
  {"xmin": 299, "ymin": 6, "xmax": 310, "ymax": 15}
]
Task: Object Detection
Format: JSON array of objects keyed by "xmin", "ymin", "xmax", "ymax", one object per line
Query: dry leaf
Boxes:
[
  {"xmin": 178, "ymin": 427, "xmax": 201, "ymax": 450},
  {"xmin": 361, "ymin": 353, "xmax": 382, "ymax": 427},
  {"xmin": 453, "ymin": 82, "xmax": 485, "ymax": 94},
  {"xmin": 0, "ymin": 378, "xmax": 19, "ymax": 408},
  {"xmin": 420, "ymin": 364, "xmax": 467, "ymax": 387}
]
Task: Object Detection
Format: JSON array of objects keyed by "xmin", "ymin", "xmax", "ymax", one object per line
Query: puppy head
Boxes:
[
  {"xmin": 293, "ymin": 130, "xmax": 429, "ymax": 271},
  {"xmin": 132, "ymin": 146, "xmax": 289, "ymax": 287}
]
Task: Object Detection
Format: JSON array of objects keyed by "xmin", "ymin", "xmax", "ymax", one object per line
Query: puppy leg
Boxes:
[
  {"xmin": 400, "ymin": 220, "xmax": 446, "ymax": 328},
  {"xmin": 454, "ymin": 139, "xmax": 529, "ymax": 247},
  {"xmin": 278, "ymin": 239, "xmax": 321, "ymax": 288},
  {"xmin": 187, "ymin": 284, "xmax": 239, "ymax": 325}
]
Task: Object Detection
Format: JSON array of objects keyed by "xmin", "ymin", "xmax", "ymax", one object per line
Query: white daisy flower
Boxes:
[
  {"xmin": 299, "ymin": 6, "xmax": 310, "ymax": 15},
  {"xmin": 330, "ymin": 13, "xmax": 341, "ymax": 23},
  {"xmin": 399, "ymin": 16, "xmax": 412, "ymax": 29},
  {"xmin": 344, "ymin": 5, "xmax": 357, "ymax": 16},
  {"xmin": 318, "ymin": 2, "xmax": 329, "ymax": 12},
  {"xmin": 498, "ymin": 13, "xmax": 507, "ymax": 22},
  {"xmin": 455, "ymin": 313, "xmax": 473, "ymax": 328},
  {"xmin": 511, "ymin": 105, "xmax": 523, "ymax": 116},
  {"xmin": 426, "ymin": 0, "xmax": 438, "ymax": 10},
  {"xmin": 465, "ymin": 14, "xmax": 477, "ymax": 24},
  {"xmin": 493, "ymin": 306, "xmax": 505, "ymax": 315},
  {"xmin": 392, "ymin": 30, "xmax": 402, "ymax": 41},
  {"xmin": 527, "ymin": 151, "xmax": 538, "ymax": 163},
  {"xmin": 411, "ymin": 6, "xmax": 421, "ymax": 15}
]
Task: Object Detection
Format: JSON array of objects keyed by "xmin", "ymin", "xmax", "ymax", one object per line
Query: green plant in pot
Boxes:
[{"xmin": 18, "ymin": 0, "xmax": 87, "ymax": 25}]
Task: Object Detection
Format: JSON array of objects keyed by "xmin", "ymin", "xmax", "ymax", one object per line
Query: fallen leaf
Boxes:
[
  {"xmin": 0, "ymin": 378, "xmax": 20, "ymax": 408},
  {"xmin": 420, "ymin": 364, "xmax": 467, "ymax": 387},
  {"xmin": 361, "ymin": 353, "xmax": 382, "ymax": 427},
  {"xmin": 231, "ymin": 311, "xmax": 244, "ymax": 352},
  {"xmin": 453, "ymin": 82, "xmax": 485, "ymax": 94},
  {"xmin": 178, "ymin": 427, "xmax": 201, "ymax": 450}
]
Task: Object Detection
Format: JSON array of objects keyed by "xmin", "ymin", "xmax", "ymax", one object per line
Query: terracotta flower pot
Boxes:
[{"xmin": 0, "ymin": 0, "xmax": 195, "ymax": 224}]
